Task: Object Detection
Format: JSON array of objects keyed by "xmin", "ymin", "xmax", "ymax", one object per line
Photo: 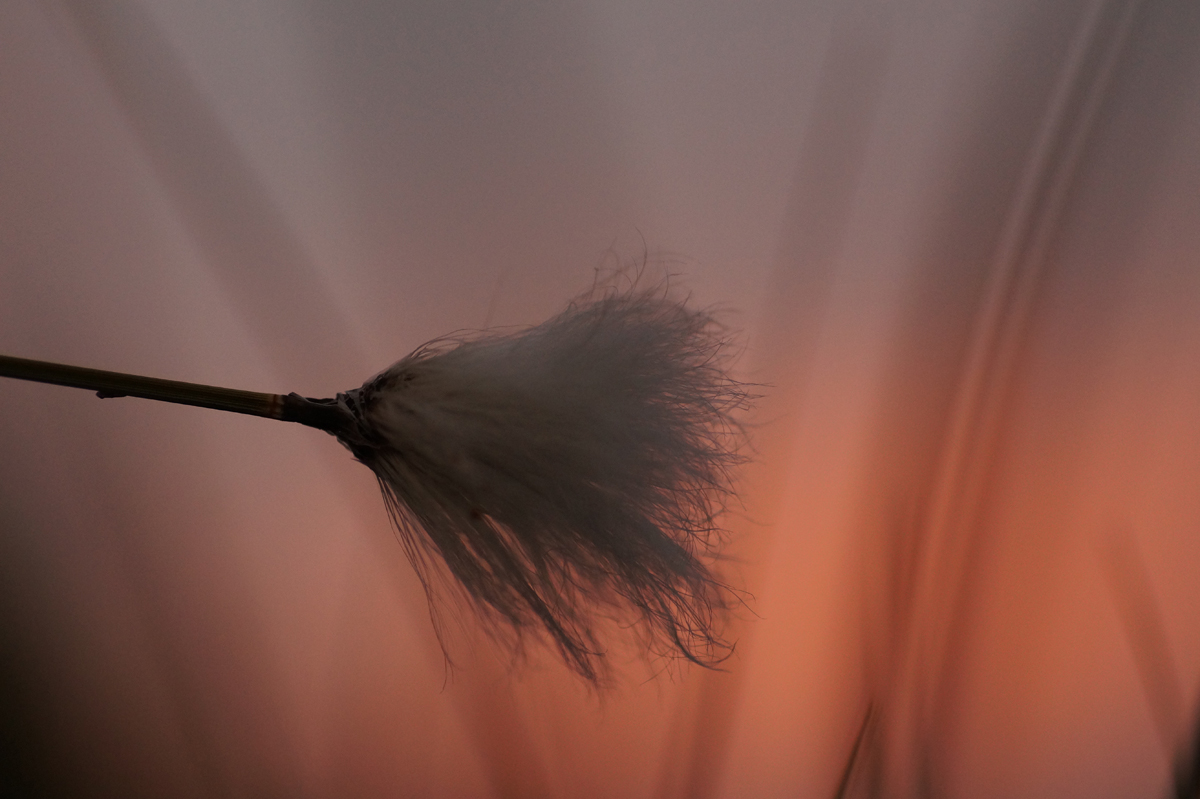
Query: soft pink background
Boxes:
[{"xmin": 2, "ymin": 1, "xmax": 1199, "ymax": 796}]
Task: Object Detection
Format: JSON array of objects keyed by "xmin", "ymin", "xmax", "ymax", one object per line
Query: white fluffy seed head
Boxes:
[{"xmin": 334, "ymin": 281, "xmax": 752, "ymax": 683}]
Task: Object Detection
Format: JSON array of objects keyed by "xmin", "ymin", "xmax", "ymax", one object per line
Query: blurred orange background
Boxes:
[{"xmin": 2, "ymin": 1, "xmax": 1199, "ymax": 797}]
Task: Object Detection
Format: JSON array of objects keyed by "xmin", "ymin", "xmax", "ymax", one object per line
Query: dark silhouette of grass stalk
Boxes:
[{"xmin": 1101, "ymin": 527, "xmax": 1200, "ymax": 798}]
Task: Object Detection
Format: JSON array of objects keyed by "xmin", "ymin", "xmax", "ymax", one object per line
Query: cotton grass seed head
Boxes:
[
  {"xmin": 332, "ymin": 281, "xmax": 752, "ymax": 683},
  {"xmin": 0, "ymin": 275, "xmax": 754, "ymax": 684}
]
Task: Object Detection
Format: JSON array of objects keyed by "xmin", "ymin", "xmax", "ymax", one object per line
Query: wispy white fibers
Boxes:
[{"xmin": 333, "ymin": 280, "xmax": 752, "ymax": 682}]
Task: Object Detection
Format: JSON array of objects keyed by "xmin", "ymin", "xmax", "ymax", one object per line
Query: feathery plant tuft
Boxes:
[
  {"xmin": 333, "ymin": 281, "xmax": 752, "ymax": 681},
  {"xmin": 0, "ymin": 276, "xmax": 753, "ymax": 683}
]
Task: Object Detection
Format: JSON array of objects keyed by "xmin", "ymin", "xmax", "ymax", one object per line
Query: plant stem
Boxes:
[{"xmin": 0, "ymin": 354, "xmax": 353, "ymax": 434}]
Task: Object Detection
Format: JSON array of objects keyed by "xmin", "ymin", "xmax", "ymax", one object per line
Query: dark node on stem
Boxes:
[{"xmin": 279, "ymin": 393, "xmax": 358, "ymax": 437}]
